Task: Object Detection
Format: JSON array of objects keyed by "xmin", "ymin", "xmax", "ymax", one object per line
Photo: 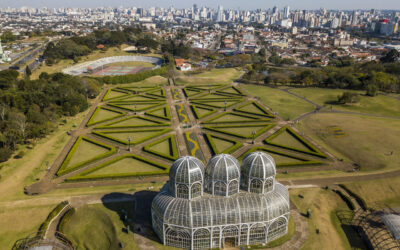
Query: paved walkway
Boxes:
[{"xmin": 271, "ymin": 209, "xmax": 308, "ymax": 250}]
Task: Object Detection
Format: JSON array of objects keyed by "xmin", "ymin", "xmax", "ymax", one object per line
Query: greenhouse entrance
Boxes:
[{"xmin": 223, "ymin": 236, "xmax": 238, "ymax": 248}]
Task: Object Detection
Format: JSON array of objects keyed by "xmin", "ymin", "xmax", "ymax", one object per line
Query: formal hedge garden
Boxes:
[{"xmin": 52, "ymin": 82, "xmax": 331, "ymax": 184}]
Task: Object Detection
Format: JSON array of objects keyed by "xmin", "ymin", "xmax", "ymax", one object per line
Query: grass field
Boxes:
[
  {"xmin": 269, "ymin": 131, "xmax": 310, "ymax": 151},
  {"xmin": 344, "ymin": 175, "xmax": 400, "ymax": 208},
  {"xmin": 289, "ymin": 88, "xmax": 400, "ymax": 118},
  {"xmin": 176, "ymin": 68, "xmax": 242, "ymax": 85},
  {"xmin": 240, "ymin": 85, "xmax": 315, "ymax": 120},
  {"xmin": 113, "ymin": 76, "xmax": 168, "ymax": 88},
  {"xmin": 0, "ymin": 204, "xmax": 55, "ymax": 249},
  {"xmin": 87, "ymin": 157, "xmax": 163, "ymax": 176},
  {"xmin": 0, "ymin": 110, "xmax": 89, "ymax": 201},
  {"xmin": 104, "ymin": 61, "xmax": 155, "ymax": 68},
  {"xmin": 65, "ymin": 139, "xmax": 109, "ymax": 169},
  {"xmin": 296, "ymin": 113, "xmax": 400, "ymax": 171},
  {"xmin": 61, "ymin": 202, "xmax": 137, "ymax": 250},
  {"xmin": 290, "ymin": 188, "xmax": 352, "ymax": 250}
]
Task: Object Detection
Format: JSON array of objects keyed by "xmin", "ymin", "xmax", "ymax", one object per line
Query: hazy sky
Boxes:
[{"xmin": 2, "ymin": 0, "xmax": 400, "ymax": 10}]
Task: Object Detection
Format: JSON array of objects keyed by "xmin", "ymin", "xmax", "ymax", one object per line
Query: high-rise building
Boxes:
[
  {"xmin": 284, "ymin": 6, "xmax": 290, "ymax": 19},
  {"xmin": 272, "ymin": 6, "xmax": 278, "ymax": 15},
  {"xmin": 217, "ymin": 5, "xmax": 224, "ymax": 22},
  {"xmin": 351, "ymin": 11, "xmax": 358, "ymax": 25}
]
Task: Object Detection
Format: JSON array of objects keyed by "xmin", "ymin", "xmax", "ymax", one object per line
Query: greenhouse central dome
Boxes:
[{"xmin": 151, "ymin": 152, "xmax": 290, "ymax": 250}]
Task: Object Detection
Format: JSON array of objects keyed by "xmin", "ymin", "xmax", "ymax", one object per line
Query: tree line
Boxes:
[{"xmin": 0, "ymin": 70, "xmax": 101, "ymax": 162}]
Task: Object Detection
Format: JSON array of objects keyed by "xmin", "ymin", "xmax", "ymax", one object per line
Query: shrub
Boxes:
[
  {"xmin": 0, "ymin": 147, "xmax": 13, "ymax": 162},
  {"xmin": 37, "ymin": 201, "xmax": 69, "ymax": 238},
  {"xmin": 337, "ymin": 92, "xmax": 360, "ymax": 104},
  {"xmin": 366, "ymin": 84, "xmax": 378, "ymax": 97}
]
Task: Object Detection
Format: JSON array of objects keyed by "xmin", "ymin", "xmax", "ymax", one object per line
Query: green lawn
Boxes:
[
  {"xmin": 0, "ymin": 204, "xmax": 55, "ymax": 249},
  {"xmin": 290, "ymin": 188, "xmax": 353, "ymax": 250},
  {"xmin": 65, "ymin": 139, "xmax": 109, "ymax": 170},
  {"xmin": 344, "ymin": 175, "xmax": 400, "ymax": 208},
  {"xmin": 113, "ymin": 76, "xmax": 168, "ymax": 87},
  {"xmin": 296, "ymin": 113, "xmax": 400, "ymax": 171},
  {"xmin": 60, "ymin": 202, "xmax": 138, "ymax": 250},
  {"xmin": 213, "ymin": 137, "xmax": 235, "ymax": 153},
  {"xmin": 148, "ymin": 138, "xmax": 173, "ymax": 156},
  {"xmin": 87, "ymin": 157, "xmax": 163, "ymax": 176},
  {"xmin": 269, "ymin": 131, "xmax": 310, "ymax": 151},
  {"xmin": 176, "ymin": 68, "xmax": 242, "ymax": 85},
  {"xmin": 204, "ymin": 113, "xmax": 264, "ymax": 123},
  {"xmin": 289, "ymin": 88, "xmax": 400, "ymax": 118},
  {"xmin": 104, "ymin": 61, "xmax": 155, "ymax": 68},
  {"xmin": 240, "ymin": 85, "xmax": 315, "ymax": 120}
]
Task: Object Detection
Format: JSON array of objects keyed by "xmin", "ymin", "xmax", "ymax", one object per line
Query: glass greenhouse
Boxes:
[{"xmin": 151, "ymin": 152, "xmax": 290, "ymax": 250}]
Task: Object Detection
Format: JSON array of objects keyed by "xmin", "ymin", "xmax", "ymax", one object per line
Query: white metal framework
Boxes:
[{"xmin": 152, "ymin": 153, "xmax": 290, "ymax": 250}]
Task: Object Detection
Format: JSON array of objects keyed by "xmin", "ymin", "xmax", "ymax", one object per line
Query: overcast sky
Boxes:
[{"xmin": 2, "ymin": 0, "xmax": 400, "ymax": 10}]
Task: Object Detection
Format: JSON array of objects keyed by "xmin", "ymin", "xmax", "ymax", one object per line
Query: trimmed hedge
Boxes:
[
  {"xmin": 97, "ymin": 66, "xmax": 168, "ymax": 85},
  {"xmin": 238, "ymin": 147, "xmax": 323, "ymax": 167},
  {"xmin": 143, "ymin": 134, "xmax": 179, "ymax": 161},
  {"xmin": 145, "ymin": 88, "xmax": 166, "ymax": 98},
  {"xmin": 204, "ymin": 133, "xmax": 242, "ymax": 155},
  {"xmin": 203, "ymin": 124, "xmax": 274, "ymax": 139},
  {"xmin": 37, "ymin": 201, "xmax": 69, "ymax": 238},
  {"xmin": 58, "ymin": 207, "xmax": 75, "ymax": 233},
  {"xmin": 109, "ymin": 93, "xmax": 163, "ymax": 103},
  {"xmin": 92, "ymin": 128, "xmax": 171, "ymax": 145},
  {"xmin": 94, "ymin": 116, "xmax": 169, "ymax": 129},
  {"xmin": 102, "ymin": 88, "xmax": 130, "ymax": 101},
  {"xmin": 116, "ymin": 86, "xmax": 160, "ymax": 94},
  {"xmin": 183, "ymin": 87, "xmax": 203, "ymax": 98},
  {"xmin": 190, "ymin": 99, "xmax": 244, "ymax": 109},
  {"xmin": 334, "ymin": 189, "xmax": 356, "ymax": 210},
  {"xmin": 190, "ymin": 105, "xmax": 217, "ymax": 120},
  {"xmin": 108, "ymin": 102, "xmax": 164, "ymax": 112},
  {"xmin": 338, "ymin": 184, "xmax": 368, "ymax": 210},
  {"xmin": 189, "ymin": 92, "xmax": 243, "ymax": 101},
  {"xmin": 265, "ymin": 126, "xmax": 328, "ymax": 159},
  {"xmin": 234, "ymin": 101, "xmax": 275, "ymax": 118},
  {"xmin": 201, "ymin": 111, "xmax": 271, "ymax": 124},
  {"xmin": 216, "ymin": 85, "xmax": 246, "ymax": 96},
  {"xmin": 56, "ymin": 136, "xmax": 116, "ymax": 176},
  {"xmin": 145, "ymin": 106, "xmax": 171, "ymax": 121},
  {"xmin": 66, "ymin": 154, "xmax": 169, "ymax": 182},
  {"xmin": 86, "ymin": 106, "xmax": 125, "ymax": 127}
]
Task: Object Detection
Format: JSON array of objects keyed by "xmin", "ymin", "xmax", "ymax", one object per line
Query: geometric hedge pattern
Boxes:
[{"xmin": 54, "ymin": 82, "xmax": 330, "ymax": 184}]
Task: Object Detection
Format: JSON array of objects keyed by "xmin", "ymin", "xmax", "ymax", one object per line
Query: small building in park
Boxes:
[{"xmin": 151, "ymin": 152, "xmax": 290, "ymax": 250}]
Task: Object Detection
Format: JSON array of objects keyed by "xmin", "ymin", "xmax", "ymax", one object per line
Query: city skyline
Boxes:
[{"xmin": 2, "ymin": 0, "xmax": 400, "ymax": 10}]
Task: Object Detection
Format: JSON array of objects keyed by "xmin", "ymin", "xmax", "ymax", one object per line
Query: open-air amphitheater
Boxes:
[{"xmin": 61, "ymin": 56, "xmax": 163, "ymax": 76}]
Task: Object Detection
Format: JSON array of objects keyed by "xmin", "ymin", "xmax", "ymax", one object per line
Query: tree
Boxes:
[
  {"xmin": 381, "ymin": 49, "xmax": 400, "ymax": 64},
  {"xmin": 337, "ymin": 92, "xmax": 360, "ymax": 104},
  {"xmin": 366, "ymin": 84, "xmax": 378, "ymax": 97},
  {"xmin": 25, "ymin": 66, "xmax": 32, "ymax": 79},
  {"xmin": 9, "ymin": 112, "xmax": 27, "ymax": 141},
  {"xmin": 0, "ymin": 103, "xmax": 8, "ymax": 121}
]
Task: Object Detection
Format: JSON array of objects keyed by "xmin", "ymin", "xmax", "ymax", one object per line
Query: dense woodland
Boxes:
[
  {"xmin": 244, "ymin": 49, "xmax": 400, "ymax": 94},
  {"xmin": 0, "ymin": 70, "xmax": 101, "ymax": 162}
]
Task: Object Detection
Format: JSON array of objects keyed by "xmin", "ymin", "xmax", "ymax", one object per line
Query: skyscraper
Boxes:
[
  {"xmin": 217, "ymin": 5, "xmax": 224, "ymax": 22},
  {"xmin": 284, "ymin": 6, "xmax": 290, "ymax": 19}
]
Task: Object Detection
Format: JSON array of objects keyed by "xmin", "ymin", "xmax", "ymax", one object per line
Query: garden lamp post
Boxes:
[
  {"xmin": 134, "ymin": 104, "xmax": 137, "ymax": 115},
  {"xmin": 224, "ymin": 101, "xmax": 227, "ymax": 111},
  {"xmin": 127, "ymin": 136, "xmax": 132, "ymax": 152},
  {"xmin": 252, "ymin": 130, "xmax": 256, "ymax": 144}
]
